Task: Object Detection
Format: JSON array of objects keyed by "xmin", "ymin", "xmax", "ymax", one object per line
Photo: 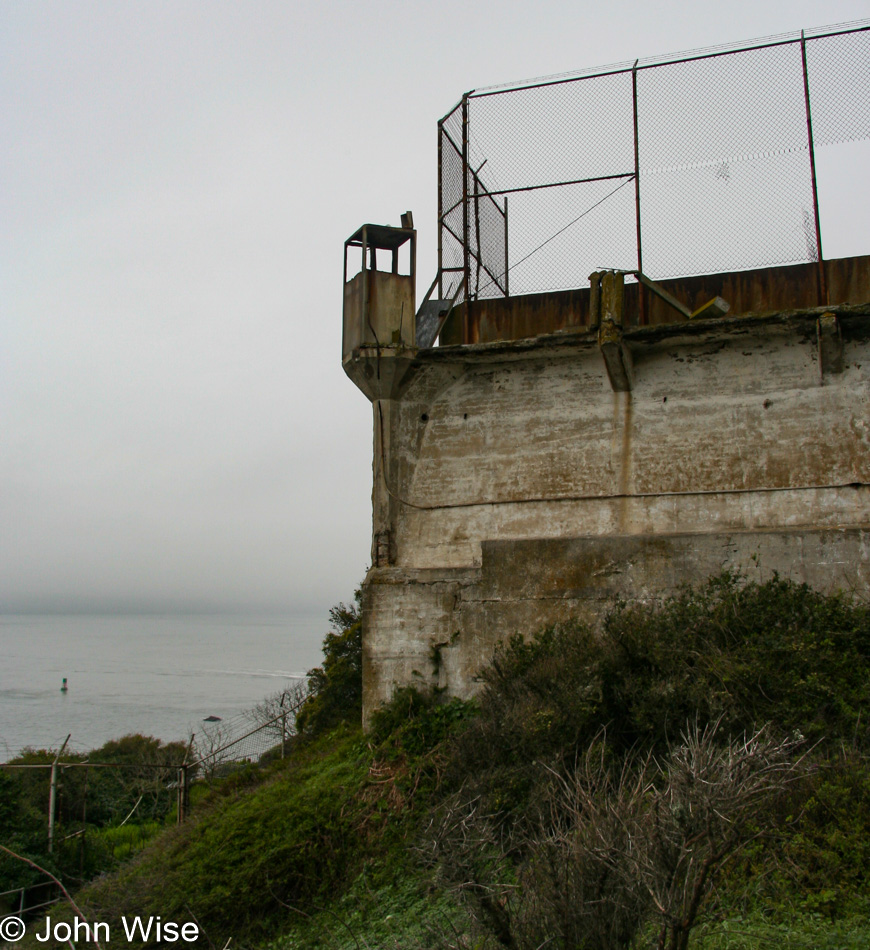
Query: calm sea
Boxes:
[{"xmin": 0, "ymin": 612, "xmax": 327, "ymax": 760}]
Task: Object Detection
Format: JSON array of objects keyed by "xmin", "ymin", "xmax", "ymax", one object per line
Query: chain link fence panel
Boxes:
[{"xmin": 437, "ymin": 22, "xmax": 870, "ymax": 307}]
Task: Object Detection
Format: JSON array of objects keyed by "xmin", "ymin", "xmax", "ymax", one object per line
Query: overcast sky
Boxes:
[{"xmin": 2, "ymin": 0, "xmax": 868, "ymax": 617}]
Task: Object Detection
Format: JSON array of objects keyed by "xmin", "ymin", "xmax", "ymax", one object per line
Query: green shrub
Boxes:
[
  {"xmin": 295, "ymin": 594, "xmax": 362, "ymax": 738},
  {"xmin": 450, "ymin": 572, "xmax": 869, "ymax": 817},
  {"xmin": 369, "ymin": 687, "xmax": 475, "ymax": 757},
  {"xmin": 20, "ymin": 574, "xmax": 868, "ymax": 949}
]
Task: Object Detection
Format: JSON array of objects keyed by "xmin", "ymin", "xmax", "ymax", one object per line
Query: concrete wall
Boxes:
[{"xmin": 346, "ymin": 301, "xmax": 870, "ymax": 724}]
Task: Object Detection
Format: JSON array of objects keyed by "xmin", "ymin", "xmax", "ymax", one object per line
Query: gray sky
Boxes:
[{"xmin": 2, "ymin": 0, "xmax": 868, "ymax": 616}]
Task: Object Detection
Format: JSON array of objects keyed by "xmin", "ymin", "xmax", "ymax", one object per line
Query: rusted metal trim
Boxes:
[
  {"xmin": 634, "ymin": 270, "xmax": 691, "ymax": 318},
  {"xmin": 801, "ymin": 30, "xmax": 827, "ymax": 305}
]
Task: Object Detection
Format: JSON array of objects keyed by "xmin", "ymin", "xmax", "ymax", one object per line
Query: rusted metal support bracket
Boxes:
[
  {"xmin": 591, "ymin": 270, "xmax": 633, "ymax": 392},
  {"xmin": 817, "ymin": 313, "xmax": 844, "ymax": 379},
  {"xmin": 603, "ymin": 268, "xmax": 729, "ymax": 321},
  {"xmin": 633, "ymin": 270, "xmax": 729, "ymax": 320}
]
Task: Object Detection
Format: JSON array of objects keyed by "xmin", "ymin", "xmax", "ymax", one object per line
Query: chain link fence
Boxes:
[
  {"xmin": 438, "ymin": 21, "xmax": 870, "ymax": 311},
  {"xmin": 190, "ymin": 685, "xmax": 307, "ymax": 779}
]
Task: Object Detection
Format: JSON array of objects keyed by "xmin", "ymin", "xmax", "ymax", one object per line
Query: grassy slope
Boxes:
[{"xmin": 50, "ymin": 718, "xmax": 462, "ymax": 949}]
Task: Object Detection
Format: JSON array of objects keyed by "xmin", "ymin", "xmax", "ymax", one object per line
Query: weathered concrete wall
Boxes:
[{"xmin": 347, "ymin": 301, "xmax": 870, "ymax": 724}]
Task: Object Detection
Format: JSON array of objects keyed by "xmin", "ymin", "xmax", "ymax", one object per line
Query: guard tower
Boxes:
[
  {"xmin": 343, "ymin": 219, "xmax": 416, "ymax": 348},
  {"xmin": 342, "ymin": 218, "xmax": 420, "ymax": 403}
]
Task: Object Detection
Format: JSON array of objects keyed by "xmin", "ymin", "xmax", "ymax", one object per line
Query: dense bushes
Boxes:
[
  {"xmin": 449, "ymin": 572, "xmax": 869, "ymax": 815},
  {"xmin": 435, "ymin": 572, "xmax": 870, "ymax": 948},
  {"xmin": 0, "ymin": 735, "xmax": 187, "ymax": 897},
  {"xmin": 72, "ymin": 701, "xmax": 470, "ymax": 946}
]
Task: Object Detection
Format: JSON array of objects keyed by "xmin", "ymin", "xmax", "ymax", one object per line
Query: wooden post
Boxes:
[
  {"xmin": 47, "ymin": 734, "xmax": 70, "ymax": 853},
  {"xmin": 79, "ymin": 765, "xmax": 89, "ymax": 879},
  {"xmin": 177, "ymin": 733, "xmax": 194, "ymax": 824}
]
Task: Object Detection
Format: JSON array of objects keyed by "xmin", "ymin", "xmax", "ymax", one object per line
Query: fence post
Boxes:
[
  {"xmin": 176, "ymin": 768, "xmax": 184, "ymax": 823},
  {"xmin": 462, "ymin": 92, "xmax": 471, "ymax": 324},
  {"xmin": 504, "ymin": 196, "xmax": 509, "ymax": 297},
  {"xmin": 438, "ymin": 120, "xmax": 444, "ymax": 299},
  {"xmin": 176, "ymin": 765, "xmax": 191, "ymax": 823},
  {"xmin": 47, "ymin": 734, "xmax": 70, "ymax": 853},
  {"xmin": 800, "ymin": 30, "xmax": 827, "ymax": 305},
  {"xmin": 474, "ymin": 174, "xmax": 482, "ymax": 298},
  {"xmin": 632, "ymin": 59, "xmax": 645, "ymax": 326},
  {"xmin": 178, "ymin": 733, "xmax": 194, "ymax": 824},
  {"xmin": 281, "ymin": 711, "xmax": 287, "ymax": 759}
]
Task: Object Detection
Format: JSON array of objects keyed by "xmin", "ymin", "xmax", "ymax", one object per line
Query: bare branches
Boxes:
[
  {"xmin": 246, "ymin": 682, "xmax": 309, "ymax": 736},
  {"xmin": 621, "ymin": 720, "xmax": 813, "ymax": 950},
  {"xmin": 428, "ymin": 721, "xmax": 814, "ymax": 950}
]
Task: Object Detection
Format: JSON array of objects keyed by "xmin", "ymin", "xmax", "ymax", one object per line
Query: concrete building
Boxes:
[
  {"xmin": 343, "ymin": 244, "xmax": 870, "ymax": 723},
  {"xmin": 342, "ymin": 25, "xmax": 870, "ymax": 723}
]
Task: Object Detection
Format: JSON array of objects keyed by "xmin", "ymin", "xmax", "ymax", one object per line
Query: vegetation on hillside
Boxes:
[
  {"xmin": 4, "ymin": 572, "xmax": 869, "ymax": 949},
  {"xmin": 0, "ymin": 734, "xmax": 188, "ymax": 897},
  {"xmin": 431, "ymin": 572, "xmax": 870, "ymax": 948}
]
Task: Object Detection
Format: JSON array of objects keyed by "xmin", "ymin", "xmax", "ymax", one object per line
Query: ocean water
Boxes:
[{"xmin": 0, "ymin": 612, "xmax": 327, "ymax": 760}]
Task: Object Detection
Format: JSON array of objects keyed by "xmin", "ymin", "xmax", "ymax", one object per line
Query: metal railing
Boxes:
[
  {"xmin": 437, "ymin": 21, "xmax": 870, "ymax": 318},
  {"xmin": 0, "ymin": 881, "xmax": 60, "ymax": 917}
]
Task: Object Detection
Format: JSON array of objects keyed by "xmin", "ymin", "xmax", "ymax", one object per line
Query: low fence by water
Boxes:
[{"xmin": 0, "ymin": 687, "xmax": 308, "ymax": 915}]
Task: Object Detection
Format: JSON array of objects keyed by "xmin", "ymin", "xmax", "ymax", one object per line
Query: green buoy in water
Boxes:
[{"xmin": 60, "ymin": 677, "xmax": 68, "ymax": 693}]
